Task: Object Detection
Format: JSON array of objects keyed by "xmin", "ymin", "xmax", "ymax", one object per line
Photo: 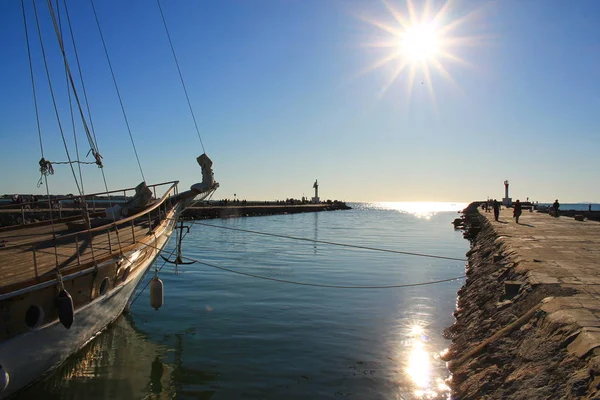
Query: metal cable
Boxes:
[
  {"xmin": 156, "ymin": 0, "xmax": 206, "ymax": 154},
  {"xmin": 89, "ymin": 0, "xmax": 146, "ymax": 182}
]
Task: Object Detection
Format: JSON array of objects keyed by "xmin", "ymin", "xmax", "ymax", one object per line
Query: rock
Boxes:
[{"xmin": 504, "ymin": 281, "xmax": 523, "ymax": 298}]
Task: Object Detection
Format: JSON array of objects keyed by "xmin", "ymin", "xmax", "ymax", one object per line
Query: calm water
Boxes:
[{"xmin": 22, "ymin": 202, "xmax": 470, "ymax": 399}]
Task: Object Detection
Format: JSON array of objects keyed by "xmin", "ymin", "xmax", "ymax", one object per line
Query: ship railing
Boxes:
[
  {"xmin": 0, "ymin": 181, "xmax": 181, "ymax": 295},
  {"xmin": 0, "ymin": 181, "xmax": 180, "ymax": 226}
]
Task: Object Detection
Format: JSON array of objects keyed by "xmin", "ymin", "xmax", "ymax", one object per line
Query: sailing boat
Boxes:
[{"xmin": 0, "ymin": 1, "xmax": 218, "ymax": 398}]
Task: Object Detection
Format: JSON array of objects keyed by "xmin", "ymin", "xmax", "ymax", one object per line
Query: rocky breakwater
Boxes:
[{"xmin": 444, "ymin": 204, "xmax": 600, "ymax": 399}]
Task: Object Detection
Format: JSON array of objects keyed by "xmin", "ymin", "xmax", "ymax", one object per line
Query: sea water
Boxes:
[{"xmin": 22, "ymin": 202, "xmax": 470, "ymax": 399}]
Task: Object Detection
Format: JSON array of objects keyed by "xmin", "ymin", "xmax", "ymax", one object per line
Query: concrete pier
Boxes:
[{"xmin": 446, "ymin": 206, "xmax": 600, "ymax": 399}]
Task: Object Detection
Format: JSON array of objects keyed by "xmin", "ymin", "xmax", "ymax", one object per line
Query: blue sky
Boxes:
[{"xmin": 1, "ymin": 0, "xmax": 599, "ymax": 203}]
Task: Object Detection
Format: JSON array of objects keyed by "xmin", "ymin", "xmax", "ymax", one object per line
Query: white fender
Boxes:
[{"xmin": 0, "ymin": 364, "xmax": 9, "ymax": 392}]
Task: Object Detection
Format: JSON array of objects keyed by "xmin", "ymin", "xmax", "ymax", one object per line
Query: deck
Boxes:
[{"xmin": 0, "ymin": 214, "xmax": 155, "ymax": 294}]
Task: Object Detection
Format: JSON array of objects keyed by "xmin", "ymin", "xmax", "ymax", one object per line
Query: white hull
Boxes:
[{"xmin": 0, "ymin": 217, "xmax": 175, "ymax": 399}]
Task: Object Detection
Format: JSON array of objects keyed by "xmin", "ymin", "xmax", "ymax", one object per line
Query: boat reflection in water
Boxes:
[{"xmin": 19, "ymin": 315, "xmax": 176, "ymax": 399}]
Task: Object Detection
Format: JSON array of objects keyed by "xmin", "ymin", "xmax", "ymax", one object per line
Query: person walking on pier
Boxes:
[
  {"xmin": 553, "ymin": 199, "xmax": 560, "ymax": 217},
  {"xmin": 492, "ymin": 199, "xmax": 500, "ymax": 221},
  {"xmin": 513, "ymin": 199, "xmax": 522, "ymax": 224}
]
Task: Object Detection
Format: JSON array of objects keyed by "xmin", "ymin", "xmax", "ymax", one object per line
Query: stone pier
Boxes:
[{"xmin": 445, "ymin": 206, "xmax": 600, "ymax": 399}]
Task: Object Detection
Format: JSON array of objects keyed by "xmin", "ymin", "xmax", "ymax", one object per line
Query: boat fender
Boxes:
[
  {"xmin": 0, "ymin": 365, "xmax": 8, "ymax": 392},
  {"xmin": 57, "ymin": 289, "xmax": 74, "ymax": 329},
  {"xmin": 149, "ymin": 276, "xmax": 164, "ymax": 311}
]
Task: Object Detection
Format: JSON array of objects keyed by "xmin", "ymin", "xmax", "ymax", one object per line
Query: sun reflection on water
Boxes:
[
  {"xmin": 364, "ymin": 201, "xmax": 467, "ymax": 219},
  {"xmin": 393, "ymin": 321, "xmax": 451, "ymax": 399},
  {"xmin": 408, "ymin": 340, "xmax": 431, "ymax": 389}
]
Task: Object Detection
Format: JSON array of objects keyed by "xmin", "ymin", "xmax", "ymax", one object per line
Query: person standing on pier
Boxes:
[
  {"xmin": 513, "ymin": 199, "xmax": 522, "ymax": 224},
  {"xmin": 492, "ymin": 199, "xmax": 500, "ymax": 221}
]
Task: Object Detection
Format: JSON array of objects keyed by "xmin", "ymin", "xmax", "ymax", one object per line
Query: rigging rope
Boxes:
[
  {"xmin": 37, "ymin": 159, "xmax": 99, "ymax": 187},
  {"xmin": 21, "ymin": 0, "xmax": 44, "ymax": 162},
  {"xmin": 61, "ymin": 0, "xmax": 100, "ymax": 152},
  {"xmin": 156, "ymin": 0, "xmax": 206, "ymax": 154},
  {"xmin": 62, "ymin": 0, "xmax": 117, "ymax": 212},
  {"xmin": 56, "ymin": 0, "xmax": 86, "ymax": 196},
  {"xmin": 47, "ymin": 0, "xmax": 103, "ymax": 169},
  {"xmin": 23, "ymin": 0, "xmax": 60, "ymax": 269},
  {"xmin": 191, "ymin": 221, "xmax": 468, "ymax": 262},
  {"xmin": 89, "ymin": 0, "xmax": 146, "ymax": 183},
  {"xmin": 33, "ymin": 0, "xmax": 83, "ymax": 197}
]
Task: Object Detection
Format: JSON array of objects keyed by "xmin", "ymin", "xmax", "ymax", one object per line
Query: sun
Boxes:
[
  {"xmin": 357, "ymin": 0, "xmax": 486, "ymax": 107},
  {"xmin": 399, "ymin": 23, "xmax": 440, "ymax": 62}
]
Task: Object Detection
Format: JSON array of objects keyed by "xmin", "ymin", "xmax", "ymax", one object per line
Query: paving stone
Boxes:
[
  {"xmin": 485, "ymin": 210, "xmax": 600, "ymax": 339},
  {"xmin": 567, "ymin": 329, "xmax": 600, "ymax": 358}
]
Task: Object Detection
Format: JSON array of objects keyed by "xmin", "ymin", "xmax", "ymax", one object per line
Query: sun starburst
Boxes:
[{"xmin": 357, "ymin": 0, "xmax": 488, "ymax": 108}]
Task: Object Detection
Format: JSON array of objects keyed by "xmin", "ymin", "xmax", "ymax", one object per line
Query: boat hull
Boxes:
[{"xmin": 0, "ymin": 215, "xmax": 176, "ymax": 399}]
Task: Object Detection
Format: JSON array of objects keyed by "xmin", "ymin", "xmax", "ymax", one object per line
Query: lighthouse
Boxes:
[
  {"xmin": 311, "ymin": 179, "xmax": 320, "ymax": 204},
  {"xmin": 502, "ymin": 180, "xmax": 512, "ymax": 207}
]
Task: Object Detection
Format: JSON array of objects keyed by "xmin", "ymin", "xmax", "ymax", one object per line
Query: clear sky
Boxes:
[{"xmin": 1, "ymin": 0, "xmax": 599, "ymax": 203}]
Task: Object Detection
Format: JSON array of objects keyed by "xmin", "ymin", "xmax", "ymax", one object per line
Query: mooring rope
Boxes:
[
  {"xmin": 191, "ymin": 221, "xmax": 468, "ymax": 262},
  {"xmin": 180, "ymin": 255, "xmax": 465, "ymax": 289},
  {"xmin": 125, "ymin": 240, "xmax": 466, "ymax": 295}
]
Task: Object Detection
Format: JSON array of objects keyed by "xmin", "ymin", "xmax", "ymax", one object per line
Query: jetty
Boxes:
[
  {"xmin": 181, "ymin": 201, "xmax": 350, "ymax": 220},
  {"xmin": 446, "ymin": 205, "xmax": 600, "ymax": 399},
  {"xmin": 0, "ymin": 201, "xmax": 351, "ymax": 228}
]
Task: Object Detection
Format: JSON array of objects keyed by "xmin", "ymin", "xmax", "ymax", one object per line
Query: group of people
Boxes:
[
  {"xmin": 484, "ymin": 199, "xmax": 522, "ymax": 223},
  {"xmin": 482, "ymin": 198, "xmax": 561, "ymax": 224},
  {"xmin": 482, "ymin": 199, "xmax": 503, "ymax": 221}
]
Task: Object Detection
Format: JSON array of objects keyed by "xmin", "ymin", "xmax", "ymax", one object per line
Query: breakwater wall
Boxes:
[
  {"xmin": 444, "ymin": 204, "xmax": 600, "ymax": 399},
  {"xmin": 0, "ymin": 202, "xmax": 351, "ymax": 227},
  {"xmin": 538, "ymin": 209, "xmax": 600, "ymax": 222},
  {"xmin": 0, "ymin": 209, "xmax": 93, "ymax": 229},
  {"xmin": 181, "ymin": 202, "xmax": 351, "ymax": 220}
]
